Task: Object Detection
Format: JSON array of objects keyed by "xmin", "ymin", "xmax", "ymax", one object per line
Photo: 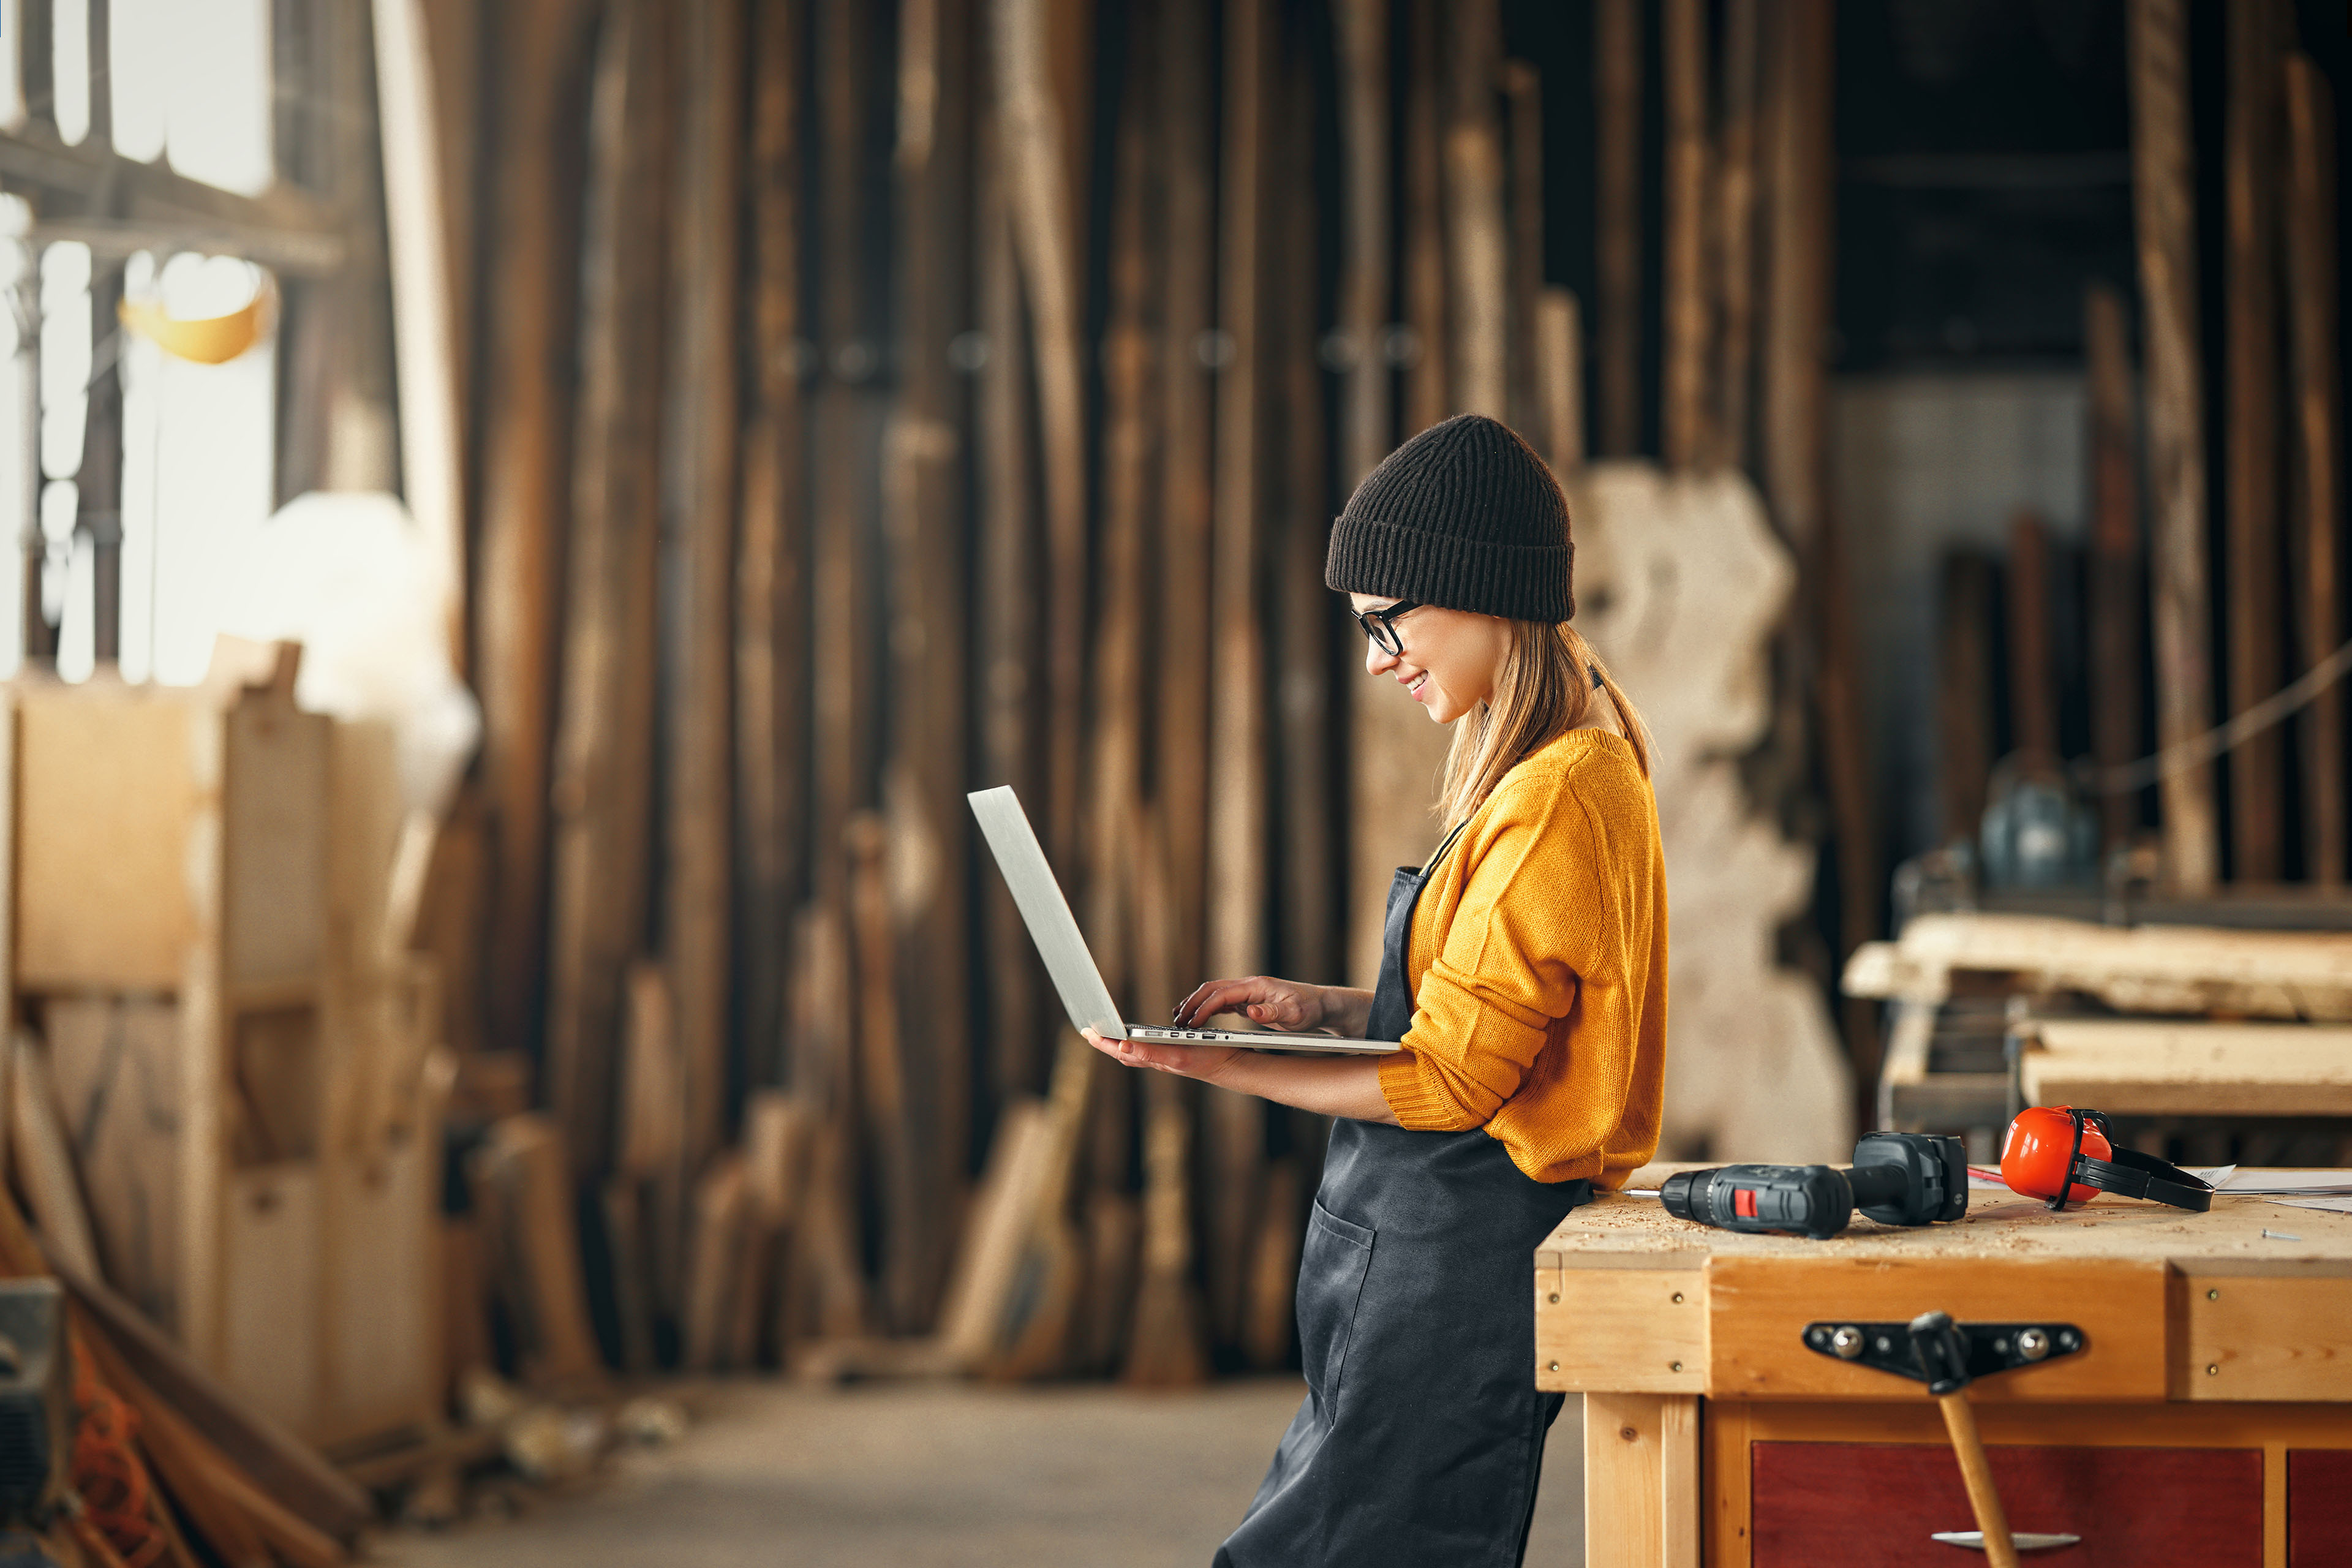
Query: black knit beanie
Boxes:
[{"xmin": 1323, "ymin": 413, "xmax": 1574, "ymax": 622}]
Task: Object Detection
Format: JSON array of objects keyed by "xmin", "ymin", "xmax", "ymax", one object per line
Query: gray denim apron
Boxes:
[{"xmin": 1215, "ymin": 827, "xmax": 1592, "ymax": 1567}]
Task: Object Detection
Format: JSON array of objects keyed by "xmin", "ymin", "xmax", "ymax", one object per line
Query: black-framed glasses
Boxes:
[{"xmin": 1353, "ymin": 599, "xmax": 1422, "ymax": 656}]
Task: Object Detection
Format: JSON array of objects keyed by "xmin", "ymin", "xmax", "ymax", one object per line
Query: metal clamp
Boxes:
[{"xmin": 1803, "ymin": 1320, "xmax": 2086, "ymax": 1387}]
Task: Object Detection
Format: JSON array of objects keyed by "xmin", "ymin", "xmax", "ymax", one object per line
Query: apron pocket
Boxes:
[{"xmin": 1297, "ymin": 1200, "xmax": 1375, "ymax": 1407}]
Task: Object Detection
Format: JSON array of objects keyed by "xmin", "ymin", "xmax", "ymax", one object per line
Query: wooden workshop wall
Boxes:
[
  {"xmin": 401, "ymin": 0, "xmax": 1902, "ymax": 1374},
  {"xmin": 402, "ymin": 0, "xmax": 2352, "ymax": 1374}
]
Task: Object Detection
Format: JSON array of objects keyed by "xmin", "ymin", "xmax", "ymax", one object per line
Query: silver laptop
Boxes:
[{"xmin": 968, "ymin": 786, "xmax": 1400, "ymax": 1055}]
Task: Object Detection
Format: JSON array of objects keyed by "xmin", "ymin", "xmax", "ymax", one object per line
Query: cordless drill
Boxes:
[{"xmin": 1657, "ymin": 1132, "xmax": 1969, "ymax": 1240}]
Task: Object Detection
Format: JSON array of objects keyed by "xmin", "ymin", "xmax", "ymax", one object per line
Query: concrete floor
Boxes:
[{"xmin": 371, "ymin": 1379, "xmax": 1586, "ymax": 1567}]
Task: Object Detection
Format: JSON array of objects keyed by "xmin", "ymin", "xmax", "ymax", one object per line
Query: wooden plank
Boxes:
[
  {"xmin": 15, "ymin": 688, "xmax": 202, "ymax": 992},
  {"xmin": 679, "ymin": 1152, "xmax": 747, "ymax": 1372},
  {"xmin": 993, "ymin": 0, "xmax": 1088, "ymax": 872},
  {"xmin": 665, "ymin": 0, "xmax": 743, "ymax": 1174},
  {"xmin": 1274, "ymin": 51, "xmax": 1337, "ymax": 1016},
  {"xmin": 974, "ymin": 123, "xmax": 1045, "ymax": 1102},
  {"xmin": 468, "ymin": 1114, "xmax": 600, "ymax": 1387},
  {"xmin": 41, "ymin": 1249, "xmax": 374, "ymax": 1540},
  {"xmin": 80, "ymin": 261, "xmax": 124, "ymax": 664},
  {"xmin": 884, "ymin": 0, "xmax": 974, "ymax": 1332},
  {"xmin": 2224, "ymin": 0, "xmax": 2285, "ymax": 883},
  {"xmin": 1502, "ymin": 61, "xmax": 1544, "ymax": 441},
  {"xmin": 1593, "ymin": 0, "xmax": 1642, "ymax": 457},
  {"xmin": 1121, "ymin": 814, "xmax": 1208, "ymax": 1386},
  {"xmin": 1401, "ymin": 0, "xmax": 1448, "ymax": 434},
  {"xmin": 2086, "ymin": 283, "xmax": 2144, "ymax": 853},
  {"xmin": 217, "ymin": 1164, "xmax": 324, "ymax": 1437},
  {"xmin": 846, "ymin": 812, "xmax": 926, "ymax": 1331},
  {"xmin": 473, "ymin": 0, "xmax": 594, "ymax": 1065},
  {"xmin": 369, "ymin": 0, "xmax": 468, "ymax": 662},
  {"xmin": 1351, "ymin": 0, "xmax": 1457, "ymax": 987},
  {"xmin": 1534, "ymin": 1263, "xmax": 1705, "ymax": 1394},
  {"xmin": 992, "ymin": 1031, "xmax": 1092, "ymax": 1378},
  {"xmin": 10, "ymin": 1033, "xmax": 100, "ymax": 1283},
  {"xmin": 1153, "ymin": 0, "xmax": 1216, "ymax": 1028},
  {"xmin": 543, "ymin": 0, "xmax": 671, "ymax": 1178},
  {"xmin": 1442, "ymin": 0, "xmax": 1506, "ymax": 419},
  {"xmin": 1708, "ymin": 1256, "xmax": 2168, "ymax": 1402},
  {"xmin": 735, "ymin": 0, "xmax": 807, "ymax": 1091},
  {"xmin": 615, "ymin": 962, "xmax": 683, "ymax": 1182},
  {"xmin": 1203, "ymin": 0, "xmax": 1271, "ymax": 1354},
  {"xmin": 1712, "ymin": 0, "xmax": 1762, "ymax": 471},
  {"xmin": 1660, "ymin": 0, "xmax": 1709, "ymax": 469},
  {"xmin": 2129, "ymin": 0, "xmax": 2220, "ymax": 894},
  {"xmin": 1583, "ymin": 1392, "xmax": 1672, "ymax": 1568},
  {"xmin": 1333, "ymin": 0, "xmax": 1392, "ymax": 486},
  {"xmin": 2283, "ymin": 55, "xmax": 2345, "ymax": 888},
  {"xmin": 1937, "ymin": 551, "xmax": 1999, "ymax": 843},
  {"xmin": 2007, "ymin": 510, "xmax": 2059, "ymax": 765},
  {"xmin": 931, "ymin": 1097, "xmax": 1049, "ymax": 1368},
  {"xmin": 1843, "ymin": 911, "xmax": 2352, "ymax": 1020},
  {"xmin": 41, "ymin": 995, "xmax": 180, "ymax": 1330},
  {"xmin": 2178, "ymin": 1273, "xmax": 2352, "ymax": 1401},
  {"xmin": 598, "ymin": 1177, "xmax": 655, "ymax": 1374},
  {"xmin": 1760, "ymin": 0, "xmax": 1876, "ymax": 1082},
  {"xmin": 2019, "ymin": 1018, "xmax": 2352, "ymax": 1115},
  {"xmin": 1536, "ymin": 288, "xmax": 1585, "ymax": 478}
]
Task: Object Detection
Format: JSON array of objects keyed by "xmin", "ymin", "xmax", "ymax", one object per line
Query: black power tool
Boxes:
[{"xmin": 1658, "ymin": 1132, "xmax": 1969, "ymax": 1240}]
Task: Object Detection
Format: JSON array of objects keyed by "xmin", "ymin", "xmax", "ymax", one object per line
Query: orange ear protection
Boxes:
[{"xmin": 1999, "ymin": 1105, "xmax": 2216, "ymax": 1213}]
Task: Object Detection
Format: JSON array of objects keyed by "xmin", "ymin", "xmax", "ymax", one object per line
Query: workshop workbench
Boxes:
[{"xmin": 1536, "ymin": 1168, "xmax": 2352, "ymax": 1566}]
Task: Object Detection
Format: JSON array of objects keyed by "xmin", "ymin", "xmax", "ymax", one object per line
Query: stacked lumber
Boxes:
[{"xmin": 1849, "ymin": 912, "xmax": 2352, "ymax": 1164}]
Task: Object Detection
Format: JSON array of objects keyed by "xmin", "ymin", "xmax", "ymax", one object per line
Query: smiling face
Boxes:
[{"xmin": 1350, "ymin": 595, "xmax": 1510, "ymax": 724}]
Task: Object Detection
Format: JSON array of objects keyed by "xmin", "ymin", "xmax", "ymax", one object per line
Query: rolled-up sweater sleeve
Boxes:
[{"xmin": 1376, "ymin": 771, "xmax": 1601, "ymax": 1129}]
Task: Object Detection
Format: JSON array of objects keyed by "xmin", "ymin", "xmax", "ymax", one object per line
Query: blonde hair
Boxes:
[{"xmin": 1436, "ymin": 621, "xmax": 1652, "ymax": 827}]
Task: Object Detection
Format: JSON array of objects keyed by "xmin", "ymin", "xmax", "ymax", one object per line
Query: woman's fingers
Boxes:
[
  {"xmin": 1082, "ymin": 1027, "xmax": 1238, "ymax": 1081},
  {"xmin": 1175, "ymin": 975, "xmax": 1306, "ymax": 1027}
]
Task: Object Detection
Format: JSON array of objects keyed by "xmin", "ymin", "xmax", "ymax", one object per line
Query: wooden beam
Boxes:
[
  {"xmin": 543, "ymin": 0, "xmax": 671, "ymax": 1177},
  {"xmin": 1204, "ymin": 0, "xmax": 1272, "ymax": 1355},
  {"xmin": 1401, "ymin": 0, "xmax": 1448, "ymax": 434},
  {"xmin": 1537, "ymin": 288, "xmax": 1585, "ymax": 478},
  {"xmin": 0, "ymin": 125, "xmax": 341, "ymax": 238},
  {"xmin": 993, "ymin": 0, "xmax": 1088, "ymax": 873},
  {"xmin": 2128, "ymin": 0, "xmax": 2220, "ymax": 894},
  {"xmin": 2085, "ymin": 282, "xmax": 2144, "ymax": 853},
  {"xmin": 2284, "ymin": 54, "xmax": 2345, "ymax": 887},
  {"xmin": 1155, "ymin": 0, "xmax": 1215, "ymax": 1046},
  {"xmin": 2223, "ymin": 0, "xmax": 2285, "ymax": 881},
  {"xmin": 1502, "ymin": 59, "xmax": 1544, "ymax": 442},
  {"xmin": 1594, "ymin": 0, "xmax": 1642, "ymax": 457},
  {"xmin": 1712, "ymin": 0, "xmax": 1762, "ymax": 472},
  {"xmin": 1334, "ymin": 0, "xmax": 1392, "ymax": 487},
  {"xmin": 371, "ymin": 0, "xmax": 469, "ymax": 668},
  {"xmin": 884, "ymin": 0, "xmax": 974, "ymax": 1329},
  {"xmin": 1661, "ymin": 0, "xmax": 1709, "ymax": 469},
  {"xmin": 475, "ymin": 0, "xmax": 594, "ymax": 1069},
  {"xmin": 1761, "ymin": 0, "xmax": 1876, "ymax": 1081},
  {"xmin": 736, "ymin": 0, "xmax": 808, "ymax": 1086},
  {"xmin": 1442, "ymin": 0, "xmax": 1506, "ymax": 420},
  {"xmin": 665, "ymin": 0, "xmax": 743, "ymax": 1173}
]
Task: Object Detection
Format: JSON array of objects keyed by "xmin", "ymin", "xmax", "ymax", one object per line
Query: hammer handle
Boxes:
[{"xmin": 1936, "ymin": 1390, "xmax": 2019, "ymax": 1568}]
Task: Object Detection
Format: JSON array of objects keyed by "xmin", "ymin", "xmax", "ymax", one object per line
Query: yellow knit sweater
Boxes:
[{"xmin": 1376, "ymin": 727, "xmax": 1668, "ymax": 1186}]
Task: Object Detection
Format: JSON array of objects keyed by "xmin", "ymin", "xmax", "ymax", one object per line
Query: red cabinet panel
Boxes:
[
  {"xmin": 1751, "ymin": 1442, "xmax": 2262, "ymax": 1567},
  {"xmin": 2291, "ymin": 1450, "xmax": 2352, "ymax": 1568}
]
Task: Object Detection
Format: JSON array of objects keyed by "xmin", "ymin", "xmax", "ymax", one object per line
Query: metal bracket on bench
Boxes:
[{"xmin": 1801, "ymin": 1320, "xmax": 2086, "ymax": 1384}]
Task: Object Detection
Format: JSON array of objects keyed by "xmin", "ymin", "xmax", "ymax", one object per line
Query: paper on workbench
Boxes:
[
  {"xmin": 2215, "ymin": 1169, "xmax": 2352, "ymax": 1195},
  {"xmin": 2271, "ymin": 1194, "xmax": 2352, "ymax": 1215}
]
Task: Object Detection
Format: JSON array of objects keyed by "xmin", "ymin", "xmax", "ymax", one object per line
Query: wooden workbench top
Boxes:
[
  {"xmin": 1534, "ymin": 1169, "xmax": 2352, "ymax": 1403},
  {"xmin": 1539, "ymin": 1165, "xmax": 2352, "ymax": 1270}
]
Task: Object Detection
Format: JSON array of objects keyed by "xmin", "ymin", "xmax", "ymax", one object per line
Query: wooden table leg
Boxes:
[{"xmin": 1586, "ymin": 1392, "xmax": 1703, "ymax": 1568}]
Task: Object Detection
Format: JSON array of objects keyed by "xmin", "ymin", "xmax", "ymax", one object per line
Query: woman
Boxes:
[{"xmin": 1084, "ymin": 413, "xmax": 1668, "ymax": 1567}]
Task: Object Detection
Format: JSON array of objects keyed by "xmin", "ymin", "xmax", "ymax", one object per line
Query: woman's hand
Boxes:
[
  {"xmin": 1172, "ymin": 974, "xmax": 1332, "ymax": 1031},
  {"xmin": 1082, "ymin": 1028, "xmax": 1243, "ymax": 1084}
]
